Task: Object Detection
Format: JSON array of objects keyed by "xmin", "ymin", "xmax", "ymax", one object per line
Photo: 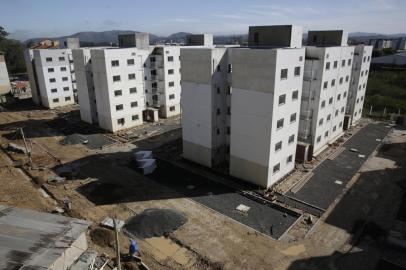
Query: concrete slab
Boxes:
[
  {"xmin": 0, "ymin": 205, "xmax": 91, "ymax": 270},
  {"xmin": 288, "ymin": 123, "xmax": 391, "ymax": 210},
  {"xmin": 147, "ymin": 160, "xmax": 299, "ymax": 239}
]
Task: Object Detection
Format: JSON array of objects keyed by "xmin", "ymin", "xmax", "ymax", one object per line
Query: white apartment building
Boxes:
[
  {"xmin": 0, "ymin": 51, "xmax": 11, "ymax": 95},
  {"xmin": 181, "ymin": 25, "xmax": 305, "ymax": 188},
  {"xmin": 145, "ymin": 46, "xmax": 182, "ymax": 118},
  {"xmin": 346, "ymin": 44, "xmax": 373, "ymax": 126},
  {"xmin": 24, "ymin": 49, "xmax": 76, "ymax": 108},
  {"xmin": 73, "ymin": 33, "xmax": 210, "ymax": 133},
  {"xmin": 24, "ymin": 39, "xmax": 79, "ymax": 109},
  {"xmin": 298, "ymin": 31, "xmax": 354, "ymax": 156}
]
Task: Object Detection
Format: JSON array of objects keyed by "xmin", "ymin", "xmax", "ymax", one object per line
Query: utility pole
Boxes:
[
  {"xmin": 19, "ymin": 128, "xmax": 32, "ymax": 168},
  {"xmin": 114, "ymin": 214, "xmax": 121, "ymax": 270}
]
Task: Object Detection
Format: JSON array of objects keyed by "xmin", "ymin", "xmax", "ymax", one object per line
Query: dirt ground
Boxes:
[{"xmin": 0, "ymin": 102, "xmax": 405, "ymax": 270}]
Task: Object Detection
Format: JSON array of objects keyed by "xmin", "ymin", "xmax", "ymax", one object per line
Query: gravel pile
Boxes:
[
  {"xmin": 123, "ymin": 209, "xmax": 187, "ymax": 238},
  {"xmin": 60, "ymin": 133, "xmax": 115, "ymax": 149}
]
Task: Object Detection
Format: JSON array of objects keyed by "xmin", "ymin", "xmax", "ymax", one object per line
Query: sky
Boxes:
[{"xmin": 1, "ymin": 0, "xmax": 405, "ymax": 40}]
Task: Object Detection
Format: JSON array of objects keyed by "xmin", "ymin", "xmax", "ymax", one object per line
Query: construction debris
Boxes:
[
  {"xmin": 5, "ymin": 142, "xmax": 28, "ymax": 154},
  {"xmin": 123, "ymin": 208, "xmax": 187, "ymax": 238},
  {"xmin": 101, "ymin": 217, "xmax": 125, "ymax": 231},
  {"xmin": 47, "ymin": 175, "xmax": 66, "ymax": 184},
  {"xmin": 235, "ymin": 204, "xmax": 250, "ymax": 214},
  {"xmin": 134, "ymin": 150, "xmax": 156, "ymax": 175}
]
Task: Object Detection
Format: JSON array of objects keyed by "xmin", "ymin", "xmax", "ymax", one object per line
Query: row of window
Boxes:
[
  {"xmin": 116, "ymin": 106, "xmax": 176, "ymax": 126},
  {"xmin": 315, "ymin": 121, "xmax": 343, "ymax": 144},
  {"xmin": 363, "ymin": 55, "xmax": 371, "ymax": 63},
  {"xmin": 46, "ymin": 56, "xmax": 65, "ymax": 62},
  {"xmin": 276, "ymin": 112, "xmax": 297, "ymax": 129},
  {"xmin": 52, "ymin": 96, "xmax": 71, "ymax": 103},
  {"xmin": 50, "ymin": 87, "xmax": 70, "ymax": 93},
  {"xmin": 356, "ymin": 96, "xmax": 364, "ymax": 104},
  {"xmin": 323, "ymin": 76, "xmax": 350, "ymax": 89},
  {"xmin": 358, "ymin": 83, "xmax": 367, "ymax": 91},
  {"xmin": 281, "ymin": 67, "xmax": 301, "ymax": 80},
  {"xmin": 325, "ymin": 59, "xmax": 352, "ymax": 70},
  {"xmin": 114, "ymin": 87, "xmax": 137, "ymax": 96},
  {"xmin": 274, "ymin": 134, "xmax": 295, "ymax": 153},
  {"xmin": 278, "ymin": 90, "xmax": 299, "ymax": 105},
  {"xmin": 112, "ymin": 74, "xmax": 136, "ymax": 82},
  {"xmin": 318, "ymin": 108, "xmax": 345, "ymax": 127},
  {"xmin": 117, "ymin": 114, "xmax": 139, "ymax": 125},
  {"xmin": 48, "ymin": 66, "xmax": 67, "ymax": 73},
  {"xmin": 273, "ymin": 154, "xmax": 293, "ymax": 174},
  {"xmin": 354, "ymin": 108, "xmax": 363, "ymax": 117},
  {"xmin": 150, "ymin": 56, "xmax": 175, "ymax": 63},
  {"xmin": 360, "ymin": 69, "xmax": 369, "ymax": 77},
  {"xmin": 111, "ymin": 59, "xmax": 135, "ymax": 67},
  {"xmin": 320, "ymin": 92, "xmax": 347, "ymax": 109},
  {"xmin": 115, "ymin": 101, "xmax": 139, "ymax": 111},
  {"xmin": 49, "ymin": 77, "xmax": 69, "ymax": 83}
]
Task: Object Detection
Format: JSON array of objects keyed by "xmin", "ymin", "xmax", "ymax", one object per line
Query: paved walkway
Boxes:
[{"xmin": 288, "ymin": 123, "xmax": 391, "ymax": 210}]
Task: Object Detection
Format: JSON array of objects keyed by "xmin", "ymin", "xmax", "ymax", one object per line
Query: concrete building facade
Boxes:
[
  {"xmin": 298, "ymin": 31, "xmax": 354, "ymax": 156},
  {"xmin": 181, "ymin": 25, "xmax": 305, "ymax": 188},
  {"xmin": 0, "ymin": 51, "xmax": 11, "ymax": 95},
  {"xmin": 24, "ymin": 48, "xmax": 77, "ymax": 108},
  {"xmin": 73, "ymin": 33, "xmax": 208, "ymax": 132},
  {"xmin": 346, "ymin": 44, "xmax": 373, "ymax": 125},
  {"xmin": 185, "ymin": 34, "xmax": 213, "ymax": 46}
]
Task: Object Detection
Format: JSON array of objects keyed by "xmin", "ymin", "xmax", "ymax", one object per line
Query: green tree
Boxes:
[{"xmin": 0, "ymin": 26, "xmax": 26, "ymax": 74}]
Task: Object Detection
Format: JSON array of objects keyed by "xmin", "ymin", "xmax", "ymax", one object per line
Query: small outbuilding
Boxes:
[{"xmin": 0, "ymin": 205, "xmax": 91, "ymax": 270}]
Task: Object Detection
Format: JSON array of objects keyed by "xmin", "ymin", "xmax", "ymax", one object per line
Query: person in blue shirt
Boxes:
[{"xmin": 129, "ymin": 239, "xmax": 141, "ymax": 258}]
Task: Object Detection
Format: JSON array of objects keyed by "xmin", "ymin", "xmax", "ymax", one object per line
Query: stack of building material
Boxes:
[{"xmin": 134, "ymin": 150, "xmax": 156, "ymax": 175}]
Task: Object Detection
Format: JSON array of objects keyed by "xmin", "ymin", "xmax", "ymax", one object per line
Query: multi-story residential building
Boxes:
[
  {"xmin": 0, "ymin": 51, "xmax": 11, "ymax": 95},
  {"xmin": 73, "ymin": 33, "xmax": 210, "ymax": 132},
  {"xmin": 24, "ymin": 38, "xmax": 79, "ymax": 108},
  {"xmin": 369, "ymin": 38, "xmax": 393, "ymax": 50},
  {"xmin": 145, "ymin": 46, "xmax": 182, "ymax": 118},
  {"xmin": 181, "ymin": 25, "xmax": 305, "ymax": 188},
  {"xmin": 346, "ymin": 44, "xmax": 373, "ymax": 126},
  {"xmin": 298, "ymin": 30, "xmax": 354, "ymax": 156}
]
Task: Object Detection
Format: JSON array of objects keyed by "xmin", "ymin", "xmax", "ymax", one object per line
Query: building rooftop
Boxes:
[{"xmin": 0, "ymin": 205, "xmax": 91, "ymax": 270}]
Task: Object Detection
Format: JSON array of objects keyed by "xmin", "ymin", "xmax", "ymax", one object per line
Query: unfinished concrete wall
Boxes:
[
  {"xmin": 119, "ymin": 33, "xmax": 150, "ymax": 50},
  {"xmin": 248, "ymin": 25, "xmax": 303, "ymax": 48},
  {"xmin": 185, "ymin": 34, "xmax": 214, "ymax": 46},
  {"xmin": 307, "ymin": 30, "xmax": 348, "ymax": 46}
]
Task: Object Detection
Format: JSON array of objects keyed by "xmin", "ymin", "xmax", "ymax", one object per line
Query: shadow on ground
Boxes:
[{"xmin": 288, "ymin": 128, "xmax": 406, "ymax": 270}]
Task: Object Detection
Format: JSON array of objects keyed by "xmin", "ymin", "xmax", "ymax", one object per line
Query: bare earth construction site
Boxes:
[{"xmin": 1, "ymin": 101, "xmax": 406, "ymax": 270}]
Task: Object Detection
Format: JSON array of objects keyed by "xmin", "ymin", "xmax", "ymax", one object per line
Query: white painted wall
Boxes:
[
  {"xmin": 91, "ymin": 48, "xmax": 148, "ymax": 132},
  {"xmin": 230, "ymin": 47, "xmax": 305, "ymax": 188},
  {"xmin": 300, "ymin": 45, "xmax": 354, "ymax": 155},
  {"xmin": 347, "ymin": 45, "xmax": 373, "ymax": 125},
  {"xmin": 32, "ymin": 49, "xmax": 75, "ymax": 109},
  {"xmin": 0, "ymin": 54, "xmax": 10, "ymax": 95}
]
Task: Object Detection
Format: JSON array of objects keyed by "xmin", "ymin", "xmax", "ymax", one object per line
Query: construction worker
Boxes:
[{"xmin": 129, "ymin": 239, "xmax": 141, "ymax": 259}]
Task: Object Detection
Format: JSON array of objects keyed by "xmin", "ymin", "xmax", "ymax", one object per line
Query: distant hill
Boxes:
[
  {"xmin": 25, "ymin": 30, "xmax": 163, "ymax": 46},
  {"xmin": 25, "ymin": 30, "xmax": 406, "ymax": 47}
]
